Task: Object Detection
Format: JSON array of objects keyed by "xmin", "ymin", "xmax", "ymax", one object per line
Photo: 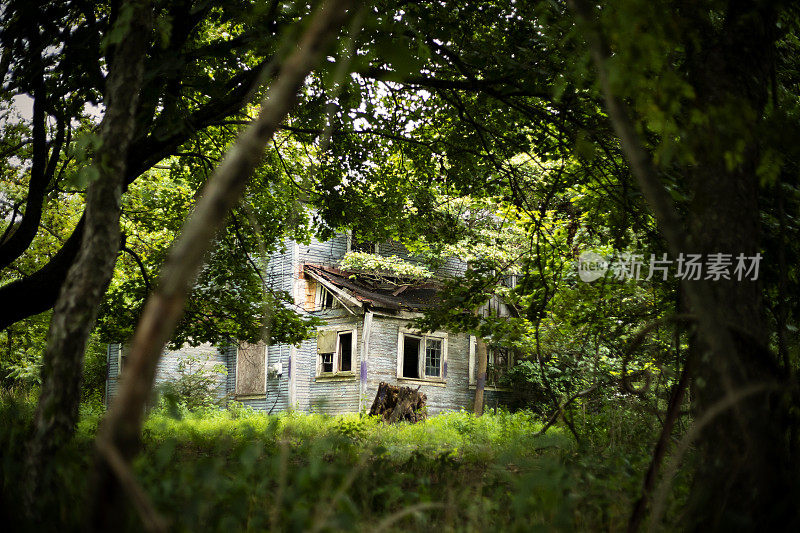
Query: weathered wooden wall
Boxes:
[
  {"xmin": 106, "ymin": 343, "xmax": 228, "ymax": 406},
  {"xmin": 106, "ymin": 232, "xmax": 506, "ymax": 415}
]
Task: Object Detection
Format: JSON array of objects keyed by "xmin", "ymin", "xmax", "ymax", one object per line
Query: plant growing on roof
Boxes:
[{"xmin": 340, "ymin": 252, "xmax": 434, "ymax": 286}]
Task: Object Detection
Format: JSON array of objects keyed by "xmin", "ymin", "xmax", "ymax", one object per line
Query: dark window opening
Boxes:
[
  {"xmin": 321, "ymin": 352, "xmax": 334, "ymax": 373},
  {"xmin": 339, "ymin": 332, "xmax": 353, "ymax": 372},
  {"xmin": 352, "ymin": 238, "xmax": 376, "ymax": 253},
  {"xmin": 403, "ymin": 336, "xmax": 420, "ymax": 378},
  {"xmin": 323, "ymin": 289, "xmax": 335, "ymax": 308},
  {"xmin": 486, "ymin": 346, "xmax": 514, "ymax": 385}
]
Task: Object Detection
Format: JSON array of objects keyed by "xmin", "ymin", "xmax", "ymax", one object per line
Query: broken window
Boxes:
[
  {"xmin": 484, "ymin": 345, "xmax": 517, "ymax": 387},
  {"xmin": 399, "ymin": 332, "xmax": 446, "ymax": 380},
  {"xmin": 339, "ymin": 332, "xmax": 353, "ymax": 372},
  {"xmin": 349, "ymin": 232, "xmax": 379, "ymax": 254},
  {"xmin": 235, "ymin": 341, "xmax": 266, "ymax": 396},
  {"xmin": 314, "ymin": 284, "xmax": 341, "ymax": 311},
  {"xmin": 402, "ymin": 336, "xmax": 421, "ymax": 378},
  {"xmin": 321, "ymin": 352, "xmax": 334, "ymax": 373},
  {"xmin": 317, "ymin": 329, "xmax": 356, "ymax": 376}
]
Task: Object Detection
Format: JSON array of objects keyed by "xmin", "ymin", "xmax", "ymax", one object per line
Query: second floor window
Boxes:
[
  {"xmin": 348, "ymin": 232, "xmax": 379, "ymax": 254},
  {"xmin": 315, "ymin": 284, "xmax": 341, "ymax": 310},
  {"xmin": 317, "ymin": 329, "xmax": 356, "ymax": 375}
]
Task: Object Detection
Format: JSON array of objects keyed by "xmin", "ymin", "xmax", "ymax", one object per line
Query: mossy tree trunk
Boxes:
[
  {"xmin": 25, "ymin": 0, "xmax": 151, "ymax": 515},
  {"xmin": 568, "ymin": 0, "xmax": 797, "ymax": 528}
]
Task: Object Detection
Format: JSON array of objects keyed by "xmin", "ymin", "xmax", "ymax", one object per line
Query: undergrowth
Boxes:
[{"xmin": 0, "ymin": 397, "xmax": 687, "ymax": 532}]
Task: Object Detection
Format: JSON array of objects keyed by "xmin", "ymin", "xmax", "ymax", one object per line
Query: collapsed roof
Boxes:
[{"xmin": 304, "ymin": 264, "xmax": 442, "ymax": 313}]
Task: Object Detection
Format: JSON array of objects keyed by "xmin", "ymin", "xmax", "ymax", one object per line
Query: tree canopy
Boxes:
[{"xmin": 2, "ymin": 0, "xmax": 800, "ymax": 530}]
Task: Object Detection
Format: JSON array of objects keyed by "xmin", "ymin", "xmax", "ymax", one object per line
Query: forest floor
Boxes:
[{"xmin": 1, "ymin": 397, "xmax": 689, "ymax": 531}]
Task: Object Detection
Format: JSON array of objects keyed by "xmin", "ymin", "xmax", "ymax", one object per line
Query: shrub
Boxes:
[{"xmin": 155, "ymin": 353, "xmax": 228, "ymax": 413}]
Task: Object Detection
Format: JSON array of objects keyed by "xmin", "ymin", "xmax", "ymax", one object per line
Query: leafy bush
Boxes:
[
  {"xmin": 3, "ymin": 351, "xmax": 42, "ymax": 388},
  {"xmin": 340, "ymin": 251, "xmax": 433, "ymax": 279},
  {"xmin": 155, "ymin": 353, "xmax": 228, "ymax": 413}
]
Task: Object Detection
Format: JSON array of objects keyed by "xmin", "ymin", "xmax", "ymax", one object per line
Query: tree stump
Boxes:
[{"xmin": 369, "ymin": 382, "xmax": 427, "ymax": 423}]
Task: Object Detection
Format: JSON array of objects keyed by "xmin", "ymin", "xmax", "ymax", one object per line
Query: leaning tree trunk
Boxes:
[
  {"xmin": 680, "ymin": 6, "xmax": 794, "ymax": 530},
  {"xmin": 86, "ymin": 2, "xmax": 357, "ymax": 530},
  {"xmin": 24, "ymin": 0, "xmax": 151, "ymax": 515}
]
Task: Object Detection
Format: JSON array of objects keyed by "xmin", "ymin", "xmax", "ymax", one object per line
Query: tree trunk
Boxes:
[
  {"xmin": 24, "ymin": 0, "xmax": 151, "ymax": 515},
  {"xmin": 0, "ymin": 26, "xmax": 271, "ymax": 333},
  {"xmin": 86, "ymin": 2, "xmax": 356, "ymax": 529},
  {"xmin": 680, "ymin": 5, "xmax": 794, "ymax": 530},
  {"xmin": 369, "ymin": 382, "xmax": 428, "ymax": 423},
  {"xmin": 473, "ymin": 338, "xmax": 488, "ymax": 416},
  {"xmin": 568, "ymin": 0, "xmax": 796, "ymax": 529}
]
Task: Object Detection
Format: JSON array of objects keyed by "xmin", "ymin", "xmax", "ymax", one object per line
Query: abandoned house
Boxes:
[{"xmin": 105, "ymin": 233, "xmax": 517, "ymax": 415}]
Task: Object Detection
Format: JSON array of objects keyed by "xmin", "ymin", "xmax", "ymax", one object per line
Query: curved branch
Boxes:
[
  {"xmin": 121, "ymin": 243, "xmax": 152, "ymax": 293},
  {"xmin": 0, "ymin": 54, "xmax": 276, "ymax": 332},
  {"xmin": 0, "ymin": 26, "xmax": 51, "ymax": 269}
]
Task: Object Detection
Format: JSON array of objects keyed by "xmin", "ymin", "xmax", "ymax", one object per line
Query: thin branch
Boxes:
[
  {"xmin": 535, "ymin": 380, "xmax": 611, "ymax": 437},
  {"xmin": 0, "ymin": 139, "xmax": 33, "ymax": 159},
  {"xmin": 228, "ymin": 211, "xmax": 266, "ymax": 285},
  {"xmin": 95, "ymin": 440, "xmax": 168, "ymax": 533},
  {"xmin": 121, "ymin": 243, "xmax": 152, "ymax": 292}
]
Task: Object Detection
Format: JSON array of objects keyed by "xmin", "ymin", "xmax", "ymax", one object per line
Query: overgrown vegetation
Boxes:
[
  {"xmin": 0, "ymin": 399, "xmax": 687, "ymax": 531},
  {"xmin": 2, "ymin": 0, "xmax": 799, "ymax": 529},
  {"xmin": 340, "ymin": 251, "xmax": 434, "ymax": 280}
]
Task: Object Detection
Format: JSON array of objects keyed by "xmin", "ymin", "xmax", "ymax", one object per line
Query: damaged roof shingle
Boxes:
[{"xmin": 304, "ymin": 264, "xmax": 442, "ymax": 312}]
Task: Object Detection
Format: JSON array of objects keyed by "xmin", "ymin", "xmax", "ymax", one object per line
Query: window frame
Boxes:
[
  {"xmin": 316, "ymin": 327, "xmax": 358, "ymax": 377},
  {"xmin": 486, "ymin": 345, "xmax": 512, "ymax": 385},
  {"xmin": 346, "ymin": 232, "xmax": 380, "ymax": 254},
  {"xmin": 234, "ymin": 341, "xmax": 267, "ymax": 398},
  {"xmin": 314, "ymin": 283, "xmax": 342, "ymax": 311},
  {"xmin": 118, "ymin": 344, "xmax": 126, "ymax": 374},
  {"xmin": 397, "ymin": 328, "xmax": 448, "ymax": 383},
  {"xmin": 468, "ymin": 336, "xmax": 515, "ymax": 390},
  {"xmin": 118, "ymin": 342, "xmax": 134, "ymax": 375}
]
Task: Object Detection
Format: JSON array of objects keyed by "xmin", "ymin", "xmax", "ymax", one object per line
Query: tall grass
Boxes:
[{"xmin": 1, "ymin": 398, "xmax": 683, "ymax": 531}]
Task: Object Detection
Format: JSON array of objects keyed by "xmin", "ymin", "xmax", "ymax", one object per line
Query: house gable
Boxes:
[{"xmin": 105, "ymin": 233, "xmax": 513, "ymax": 415}]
